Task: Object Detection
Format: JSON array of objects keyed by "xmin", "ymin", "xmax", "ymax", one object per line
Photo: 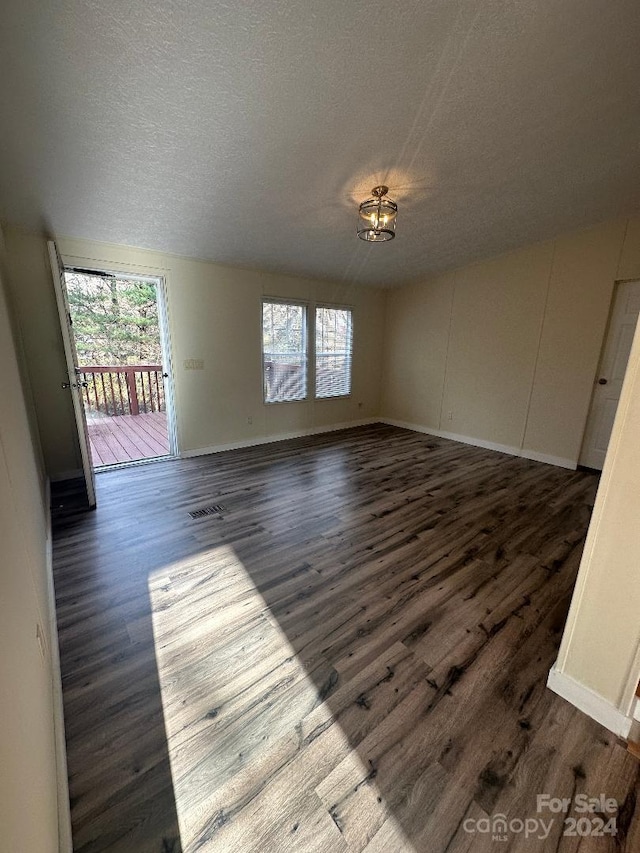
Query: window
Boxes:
[
  {"xmin": 262, "ymin": 300, "xmax": 307, "ymax": 402},
  {"xmin": 315, "ymin": 306, "xmax": 353, "ymax": 398},
  {"xmin": 262, "ymin": 300, "xmax": 353, "ymax": 403}
]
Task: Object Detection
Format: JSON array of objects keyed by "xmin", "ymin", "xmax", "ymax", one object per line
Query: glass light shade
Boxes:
[{"xmin": 357, "ymin": 187, "xmax": 397, "ymax": 242}]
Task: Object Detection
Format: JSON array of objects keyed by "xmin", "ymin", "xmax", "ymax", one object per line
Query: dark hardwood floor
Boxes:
[{"xmin": 52, "ymin": 424, "xmax": 640, "ymax": 852}]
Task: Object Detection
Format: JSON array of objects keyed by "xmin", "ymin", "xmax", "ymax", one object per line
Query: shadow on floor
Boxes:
[{"xmin": 52, "ymin": 425, "xmax": 640, "ymax": 853}]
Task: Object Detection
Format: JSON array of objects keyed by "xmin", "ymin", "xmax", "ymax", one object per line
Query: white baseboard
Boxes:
[
  {"xmin": 45, "ymin": 480, "xmax": 73, "ymax": 853},
  {"xmin": 49, "ymin": 468, "xmax": 83, "ymax": 483},
  {"xmin": 180, "ymin": 418, "xmax": 378, "ymax": 459},
  {"xmin": 380, "ymin": 418, "xmax": 578, "ymax": 470},
  {"xmin": 381, "ymin": 418, "xmax": 522, "ymax": 457},
  {"xmin": 547, "ymin": 667, "xmax": 633, "ymax": 738},
  {"xmin": 520, "ymin": 448, "xmax": 577, "ymax": 470}
]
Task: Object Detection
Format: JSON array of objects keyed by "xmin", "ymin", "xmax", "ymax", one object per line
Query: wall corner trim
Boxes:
[
  {"xmin": 547, "ymin": 667, "xmax": 633, "ymax": 738},
  {"xmin": 179, "ymin": 418, "xmax": 379, "ymax": 459}
]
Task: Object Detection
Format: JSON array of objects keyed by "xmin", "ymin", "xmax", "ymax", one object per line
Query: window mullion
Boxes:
[{"xmin": 307, "ymin": 303, "xmax": 314, "ymax": 401}]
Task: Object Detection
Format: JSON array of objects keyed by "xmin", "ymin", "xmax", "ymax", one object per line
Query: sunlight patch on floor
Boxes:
[{"xmin": 147, "ymin": 545, "xmax": 418, "ymax": 852}]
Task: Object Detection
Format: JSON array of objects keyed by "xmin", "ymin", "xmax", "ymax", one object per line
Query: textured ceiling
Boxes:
[{"xmin": 1, "ymin": 0, "xmax": 639, "ymax": 287}]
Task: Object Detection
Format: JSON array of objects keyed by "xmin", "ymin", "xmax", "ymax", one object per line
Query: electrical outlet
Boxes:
[
  {"xmin": 184, "ymin": 358, "xmax": 204, "ymax": 370},
  {"xmin": 247, "ymin": 416, "xmax": 253, "ymax": 425},
  {"xmin": 447, "ymin": 411, "xmax": 453, "ymax": 421}
]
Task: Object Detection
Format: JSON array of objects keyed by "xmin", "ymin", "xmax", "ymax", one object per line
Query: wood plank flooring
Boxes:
[
  {"xmin": 52, "ymin": 424, "xmax": 640, "ymax": 853},
  {"xmin": 87, "ymin": 411, "xmax": 169, "ymax": 466}
]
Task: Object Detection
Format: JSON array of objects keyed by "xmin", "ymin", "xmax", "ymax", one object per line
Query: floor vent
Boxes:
[{"xmin": 189, "ymin": 504, "xmax": 225, "ymax": 519}]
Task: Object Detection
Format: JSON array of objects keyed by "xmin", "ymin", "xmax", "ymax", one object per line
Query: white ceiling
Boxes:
[{"xmin": 1, "ymin": 0, "xmax": 639, "ymax": 287}]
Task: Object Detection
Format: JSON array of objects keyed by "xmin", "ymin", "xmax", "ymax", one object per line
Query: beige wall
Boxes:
[
  {"xmin": 3, "ymin": 226, "xmax": 386, "ymax": 475},
  {"xmin": 12, "ymin": 216, "xmax": 638, "ymax": 476},
  {"xmin": 0, "ymin": 228, "xmax": 62, "ymax": 851},
  {"xmin": 552, "ymin": 303, "xmax": 640, "ymax": 720},
  {"xmin": 381, "ymin": 214, "xmax": 640, "ymax": 733},
  {"xmin": 382, "ymin": 216, "xmax": 640, "ymax": 467}
]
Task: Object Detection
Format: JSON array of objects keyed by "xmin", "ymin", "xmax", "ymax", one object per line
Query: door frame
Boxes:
[
  {"xmin": 48, "ymin": 241, "xmax": 97, "ymax": 506},
  {"xmin": 58, "ymin": 252, "xmax": 180, "ymax": 463},
  {"xmin": 579, "ymin": 277, "xmax": 640, "ymax": 469}
]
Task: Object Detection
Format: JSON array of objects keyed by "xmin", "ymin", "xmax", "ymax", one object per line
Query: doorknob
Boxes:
[{"xmin": 598, "ymin": 378, "xmax": 608, "ymax": 385}]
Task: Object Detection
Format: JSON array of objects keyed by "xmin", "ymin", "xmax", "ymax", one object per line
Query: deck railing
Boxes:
[
  {"xmin": 263, "ymin": 352, "xmax": 351, "ymax": 401},
  {"xmin": 78, "ymin": 366, "xmax": 166, "ymax": 416},
  {"xmin": 263, "ymin": 355, "xmax": 305, "ymax": 402}
]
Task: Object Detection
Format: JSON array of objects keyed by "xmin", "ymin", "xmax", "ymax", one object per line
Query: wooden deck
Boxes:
[{"xmin": 86, "ymin": 411, "xmax": 169, "ymax": 466}]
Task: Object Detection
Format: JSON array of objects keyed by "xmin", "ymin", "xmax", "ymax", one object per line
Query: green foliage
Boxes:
[{"xmin": 65, "ymin": 273, "xmax": 162, "ymax": 366}]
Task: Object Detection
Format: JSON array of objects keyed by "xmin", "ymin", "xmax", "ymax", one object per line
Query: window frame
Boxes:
[
  {"xmin": 314, "ymin": 302, "xmax": 354, "ymax": 400},
  {"xmin": 261, "ymin": 297, "xmax": 355, "ymax": 405}
]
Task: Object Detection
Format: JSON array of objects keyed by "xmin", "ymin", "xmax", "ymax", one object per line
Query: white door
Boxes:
[
  {"xmin": 48, "ymin": 241, "xmax": 97, "ymax": 507},
  {"xmin": 580, "ymin": 279, "xmax": 640, "ymax": 470}
]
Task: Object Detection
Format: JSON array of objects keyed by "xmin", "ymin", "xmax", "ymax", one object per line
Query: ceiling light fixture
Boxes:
[{"xmin": 357, "ymin": 185, "xmax": 397, "ymax": 242}]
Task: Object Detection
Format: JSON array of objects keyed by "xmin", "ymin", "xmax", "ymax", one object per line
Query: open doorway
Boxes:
[{"xmin": 62, "ymin": 267, "xmax": 176, "ymax": 469}]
